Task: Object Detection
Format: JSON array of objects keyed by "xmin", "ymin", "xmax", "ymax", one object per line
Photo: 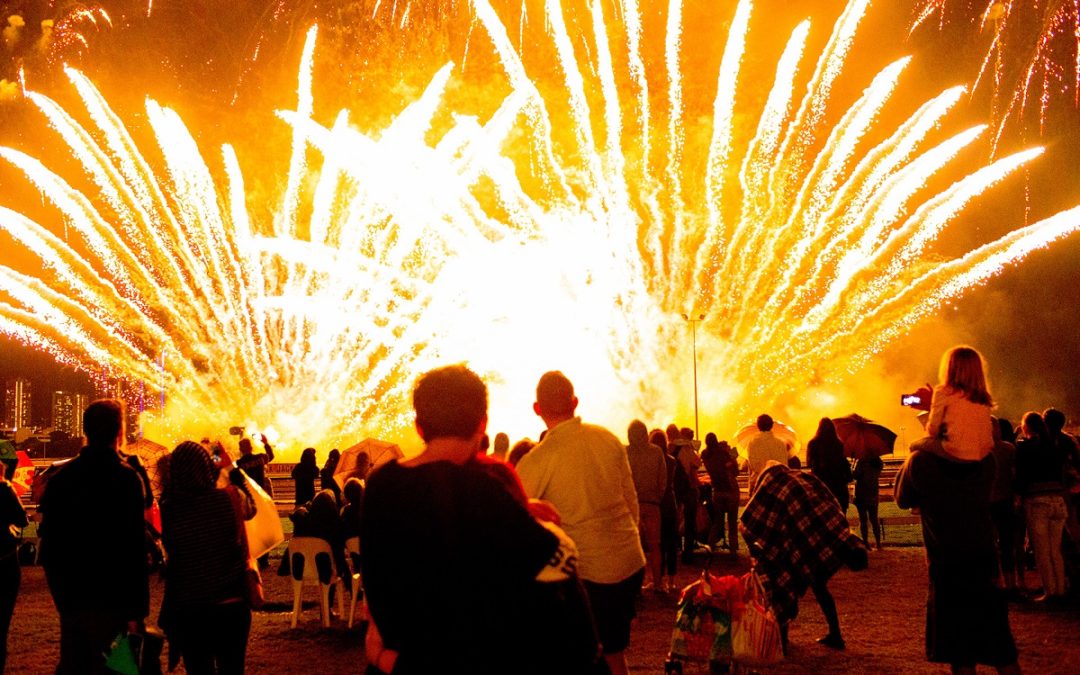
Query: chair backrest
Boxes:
[
  {"xmin": 289, "ymin": 536, "xmax": 335, "ymax": 584},
  {"xmin": 344, "ymin": 536, "xmax": 360, "ymax": 572}
]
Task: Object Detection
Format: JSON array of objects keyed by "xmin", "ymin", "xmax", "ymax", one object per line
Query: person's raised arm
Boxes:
[{"xmin": 261, "ymin": 434, "xmax": 275, "ymax": 463}]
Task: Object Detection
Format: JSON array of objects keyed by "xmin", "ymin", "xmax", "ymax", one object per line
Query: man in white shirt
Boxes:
[
  {"xmin": 517, "ymin": 371, "xmax": 646, "ymax": 675},
  {"xmin": 747, "ymin": 414, "xmax": 790, "ymax": 485}
]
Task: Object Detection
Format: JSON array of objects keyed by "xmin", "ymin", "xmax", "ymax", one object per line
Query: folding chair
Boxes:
[
  {"xmin": 288, "ymin": 536, "xmax": 344, "ymax": 628},
  {"xmin": 344, "ymin": 536, "xmax": 366, "ymax": 628}
]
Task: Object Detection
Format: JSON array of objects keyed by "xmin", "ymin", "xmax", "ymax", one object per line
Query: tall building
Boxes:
[
  {"xmin": 3, "ymin": 379, "xmax": 32, "ymax": 430},
  {"xmin": 52, "ymin": 391, "xmax": 90, "ymax": 437}
]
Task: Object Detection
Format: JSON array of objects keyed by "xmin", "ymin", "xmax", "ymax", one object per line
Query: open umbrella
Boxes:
[
  {"xmin": 831, "ymin": 414, "xmax": 897, "ymax": 460},
  {"xmin": 734, "ymin": 421, "xmax": 798, "ymax": 457},
  {"xmin": 334, "ymin": 438, "xmax": 402, "ymax": 489}
]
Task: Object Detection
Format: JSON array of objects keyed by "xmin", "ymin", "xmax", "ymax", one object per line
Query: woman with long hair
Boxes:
[
  {"xmin": 291, "ymin": 448, "xmax": 319, "ymax": 506},
  {"xmin": 650, "ymin": 429, "xmax": 679, "ymax": 592},
  {"xmin": 160, "ymin": 441, "xmax": 256, "ymax": 674},
  {"xmin": 1015, "ymin": 411, "xmax": 1069, "ymax": 601},
  {"xmin": 911, "ymin": 345, "xmax": 995, "ymax": 461},
  {"xmin": 806, "ymin": 418, "xmax": 852, "ymax": 513}
]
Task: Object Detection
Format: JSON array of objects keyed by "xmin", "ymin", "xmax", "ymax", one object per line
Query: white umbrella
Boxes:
[{"xmin": 733, "ymin": 421, "xmax": 798, "ymax": 457}]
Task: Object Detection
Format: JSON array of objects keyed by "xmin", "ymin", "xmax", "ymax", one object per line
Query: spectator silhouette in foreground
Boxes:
[
  {"xmin": 360, "ymin": 365, "xmax": 602, "ymax": 674},
  {"xmin": 39, "ymin": 399, "xmax": 150, "ymax": 674},
  {"xmin": 517, "ymin": 371, "xmax": 645, "ymax": 675},
  {"xmin": 740, "ymin": 461, "xmax": 867, "ymax": 653},
  {"xmin": 651, "ymin": 429, "xmax": 680, "ymax": 590},
  {"xmin": 806, "ymin": 418, "xmax": 852, "ymax": 514},
  {"xmin": 1015, "ymin": 411, "xmax": 1068, "ymax": 602},
  {"xmin": 291, "ymin": 448, "xmax": 319, "ymax": 506},
  {"xmin": 0, "ymin": 461, "xmax": 27, "ymax": 672},
  {"xmin": 625, "ymin": 420, "xmax": 667, "ymax": 591}
]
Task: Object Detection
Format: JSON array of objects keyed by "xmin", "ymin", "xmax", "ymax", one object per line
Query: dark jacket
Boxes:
[{"xmin": 39, "ymin": 444, "xmax": 150, "ymax": 620}]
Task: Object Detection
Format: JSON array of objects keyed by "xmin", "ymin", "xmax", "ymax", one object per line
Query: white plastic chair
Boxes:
[
  {"xmin": 288, "ymin": 536, "xmax": 344, "ymax": 628},
  {"xmin": 344, "ymin": 536, "xmax": 366, "ymax": 628}
]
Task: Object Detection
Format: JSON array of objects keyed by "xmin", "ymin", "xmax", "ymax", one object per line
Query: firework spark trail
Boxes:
[{"xmin": 1, "ymin": 0, "xmax": 1079, "ymax": 451}]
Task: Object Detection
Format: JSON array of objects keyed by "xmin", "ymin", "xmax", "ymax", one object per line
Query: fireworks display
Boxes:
[{"xmin": 0, "ymin": 0, "xmax": 1078, "ymax": 454}]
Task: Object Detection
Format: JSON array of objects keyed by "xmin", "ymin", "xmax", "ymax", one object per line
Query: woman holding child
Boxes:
[{"xmin": 895, "ymin": 346, "xmax": 1019, "ymax": 675}]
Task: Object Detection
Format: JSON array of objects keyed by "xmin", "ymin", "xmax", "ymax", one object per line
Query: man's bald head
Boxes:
[{"xmin": 534, "ymin": 371, "xmax": 578, "ymax": 424}]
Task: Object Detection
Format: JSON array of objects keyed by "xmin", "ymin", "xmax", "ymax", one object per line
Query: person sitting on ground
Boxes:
[
  {"xmin": 626, "ymin": 420, "xmax": 667, "ymax": 591},
  {"xmin": 806, "ymin": 418, "xmax": 852, "ymax": 513},
  {"xmin": 360, "ymin": 365, "xmax": 602, "ymax": 674},
  {"xmin": 853, "ymin": 455, "xmax": 884, "ymax": 550},
  {"xmin": 702, "ymin": 435, "xmax": 740, "ymax": 554},
  {"xmin": 746, "ymin": 414, "xmax": 790, "ymax": 485},
  {"xmin": 291, "ymin": 448, "xmax": 319, "ymax": 506},
  {"xmin": 159, "ymin": 441, "xmax": 256, "ymax": 674},
  {"xmin": 740, "ymin": 461, "xmax": 868, "ymax": 653}
]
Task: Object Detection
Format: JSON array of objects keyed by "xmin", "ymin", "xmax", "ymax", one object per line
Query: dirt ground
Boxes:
[{"xmin": 7, "ymin": 546, "xmax": 1080, "ymax": 674}]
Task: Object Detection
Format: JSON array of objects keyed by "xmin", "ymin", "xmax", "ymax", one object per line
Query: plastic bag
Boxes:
[
  {"xmin": 242, "ymin": 473, "xmax": 284, "ymax": 559},
  {"xmin": 669, "ymin": 572, "xmax": 744, "ymax": 664},
  {"xmin": 732, "ymin": 573, "xmax": 783, "ymax": 665}
]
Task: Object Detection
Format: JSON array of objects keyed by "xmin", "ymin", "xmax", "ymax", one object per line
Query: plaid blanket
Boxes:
[{"xmin": 739, "ymin": 465, "xmax": 862, "ymax": 623}]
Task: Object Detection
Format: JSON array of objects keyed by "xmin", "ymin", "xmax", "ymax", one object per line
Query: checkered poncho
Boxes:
[{"xmin": 739, "ymin": 465, "xmax": 862, "ymax": 624}]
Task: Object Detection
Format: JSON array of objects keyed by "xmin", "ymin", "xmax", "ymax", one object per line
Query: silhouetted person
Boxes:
[
  {"xmin": 806, "ymin": 418, "xmax": 852, "ymax": 513},
  {"xmin": 625, "ymin": 420, "xmax": 666, "ymax": 590},
  {"xmin": 320, "ymin": 449, "xmax": 342, "ymax": 503},
  {"xmin": 702, "ymin": 435, "xmax": 740, "ymax": 554},
  {"xmin": 39, "ymin": 399, "xmax": 150, "ymax": 674},
  {"xmin": 651, "ymin": 430, "xmax": 680, "ymax": 591},
  {"xmin": 1016, "ymin": 411, "xmax": 1068, "ymax": 601},
  {"xmin": 0, "ymin": 462, "xmax": 27, "ymax": 672},
  {"xmin": 853, "ymin": 455, "xmax": 883, "ymax": 549},
  {"xmin": 291, "ymin": 448, "xmax": 319, "ymax": 506},
  {"xmin": 746, "ymin": 414, "xmax": 789, "ymax": 484}
]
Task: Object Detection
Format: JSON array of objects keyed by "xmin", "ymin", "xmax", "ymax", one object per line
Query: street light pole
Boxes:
[{"xmin": 681, "ymin": 313, "xmax": 705, "ymax": 440}]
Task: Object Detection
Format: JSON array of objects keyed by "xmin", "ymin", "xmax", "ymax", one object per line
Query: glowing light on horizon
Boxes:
[{"xmin": 1, "ymin": 0, "xmax": 1078, "ymax": 456}]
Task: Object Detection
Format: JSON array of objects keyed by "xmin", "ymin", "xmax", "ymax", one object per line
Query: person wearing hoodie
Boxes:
[{"xmin": 625, "ymin": 420, "xmax": 667, "ymax": 591}]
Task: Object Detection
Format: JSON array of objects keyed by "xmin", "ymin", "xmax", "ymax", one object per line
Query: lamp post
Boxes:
[{"xmin": 681, "ymin": 313, "xmax": 705, "ymax": 440}]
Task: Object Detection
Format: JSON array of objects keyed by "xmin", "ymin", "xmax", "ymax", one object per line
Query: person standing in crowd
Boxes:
[
  {"xmin": 320, "ymin": 449, "xmax": 342, "ymax": 503},
  {"xmin": 988, "ymin": 417, "xmax": 1019, "ymax": 596},
  {"xmin": 667, "ymin": 425, "xmax": 703, "ymax": 563},
  {"xmin": 1015, "ymin": 411, "xmax": 1068, "ymax": 602},
  {"xmin": 625, "ymin": 420, "xmax": 667, "ymax": 591},
  {"xmin": 746, "ymin": 414, "xmax": 790, "ymax": 484},
  {"xmin": 896, "ymin": 345, "xmax": 1020, "ymax": 674},
  {"xmin": 160, "ymin": 441, "xmax": 256, "ymax": 674},
  {"xmin": 1043, "ymin": 408, "xmax": 1080, "ymax": 541},
  {"xmin": 361, "ymin": 365, "xmax": 601, "ymax": 674},
  {"xmin": 0, "ymin": 462, "xmax": 27, "ymax": 672},
  {"xmin": 38, "ymin": 399, "xmax": 150, "ymax": 674},
  {"xmin": 518, "ymin": 372, "xmax": 646, "ymax": 675},
  {"xmin": 507, "ymin": 439, "xmax": 535, "ymax": 467},
  {"xmin": 291, "ymin": 448, "xmax": 319, "ymax": 506},
  {"xmin": 702, "ymin": 435, "xmax": 740, "ymax": 555},
  {"xmin": 853, "ymin": 455, "xmax": 884, "ymax": 550},
  {"xmin": 236, "ymin": 435, "xmax": 275, "ymax": 568},
  {"xmin": 491, "ymin": 432, "xmax": 511, "ymax": 462},
  {"xmin": 651, "ymin": 429, "xmax": 680, "ymax": 592},
  {"xmin": 806, "ymin": 418, "xmax": 852, "ymax": 513},
  {"xmin": 741, "ymin": 461, "xmax": 868, "ymax": 653}
]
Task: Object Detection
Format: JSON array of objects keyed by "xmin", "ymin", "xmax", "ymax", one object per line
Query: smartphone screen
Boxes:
[{"xmin": 901, "ymin": 394, "xmax": 922, "ymax": 407}]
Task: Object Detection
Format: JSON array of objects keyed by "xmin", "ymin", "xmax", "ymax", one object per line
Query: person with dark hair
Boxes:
[
  {"xmin": 361, "ymin": 365, "xmax": 601, "ymax": 674},
  {"xmin": 38, "ymin": 399, "xmax": 150, "ymax": 674},
  {"xmin": 1043, "ymin": 408, "xmax": 1080, "ymax": 542},
  {"xmin": 702, "ymin": 435, "xmax": 740, "ymax": 555},
  {"xmin": 291, "ymin": 448, "xmax": 319, "ymax": 506},
  {"xmin": 507, "ymin": 439, "xmax": 535, "ymax": 467},
  {"xmin": 1016, "ymin": 411, "xmax": 1068, "ymax": 601},
  {"xmin": 518, "ymin": 371, "xmax": 645, "ymax": 675},
  {"xmin": 896, "ymin": 418, "xmax": 1020, "ymax": 674},
  {"xmin": 988, "ymin": 417, "xmax": 1019, "ymax": 595},
  {"xmin": 290, "ymin": 490, "xmax": 350, "ymax": 581},
  {"xmin": 853, "ymin": 455, "xmax": 884, "ymax": 550},
  {"xmin": 650, "ymin": 429, "xmax": 680, "ymax": 590},
  {"xmin": 491, "ymin": 432, "xmax": 511, "ymax": 461},
  {"xmin": 320, "ymin": 449, "xmax": 342, "ymax": 503},
  {"xmin": 160, "ymin": 441, "xmax": 256, "ymax": 674},
  {"xmin": 0, "ymin": 462, "xmax": 27, "ymax": 672},
  {"xmin": 806, "ymin": 418, "xmax": 852, "ymax": 513},
  {"xmin": 340, "ymin": 478, "xmax": 364, "ymax": 542},
  {"xmin": 625, "ymin": 420, "xmax": 667, "ymax": 590},
  {"xmin": 746, "ymin": 413, "xmax": 789, "ymax": 484},
  {"xmin": 672, "ymin": 426, "xmax": 703, "ymax": 562},
  {"xmin": 741, "ymin": 462, "xmax": 868, "ymax": 653}
]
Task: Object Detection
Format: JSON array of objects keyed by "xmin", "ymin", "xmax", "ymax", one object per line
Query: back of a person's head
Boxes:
[
  {"xmin": 414, "ymin": 365, "xmax": 488, "ymax": 441},
  {"xmin": 535, "ymin": 371, "xmax": 576, "ymax": 417},
  {"xmin": 238, "ymin": 438, "xmax": 253, "ymax": 455},
  {"xmin": 493, "ymin": 433, "xmax": 510, "ymax": 454},
  {"xmin": 480, "ymin": 435, "xmax": 490, "ymax": 453},
  {"xmin": 1022, "ymin": 411, "xmax": 1049, "ymax": 439},
  {"xmin": 757, "ymin": 414, "xmax": 774, "ymax": 431},
  {"xmin": 665, "ymin": 424, "xmax": 680, "ymax": 442},
  {"xmin": 169, "ymin": 440, "xmax": 216, "ymax": 494},
  {"xmin": 650, "ymin": 430, "xmax": 668, "ymax": 453},
  {"xmin": 816, "ymin": 417, "xmax": 836, "ymax": 439},
  {"xmin": 343, "ymin": 477, "xmax": 364, "ymax": 505},
  {"xmin": 627, "ymin": 419, "xmax": 649, "ymax": 446},
  {"xmin": 83, "ymin": 399, "xmax": 124, "ymax": 447},
  {"xmin": 680, "ymin": 427, "xmax": 694, "ymax": 441},
  {"xmin": 940, "ymin": 345, "xmax": 993, "ymax": 406},
  {"xmin": 997, "ymin": 417, "xmax": 1016, "ymax": 444},
  {"xmin": 301, "ymin": 448, "xmax": 317, "ymax": 466},
  {"xmin": 1043, "ymin": 408, "xmax": 1066, "ymax": 433},
  {"xmin": 508, "ymin": 439, "xmax": 535, "ymax": 467},
  {"xmin": 705, "ymin": 432, "xmax": 719, "ymax": 449}
]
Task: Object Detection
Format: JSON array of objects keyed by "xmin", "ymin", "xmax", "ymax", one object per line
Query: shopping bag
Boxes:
[
  {"xmin": 242, "ymin": 473, "xmax": 284, "ymax": 558},
  {"xmin": 669, "ymin": 572, "xmax": 743, "ymax": 664},
  {"xmin": 104, "ymin": 632, "xmax": 139, "ymax": 675},
  {"xmin": 732, "ymin": 573, "xmax": 783, "ymax": 665}
]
